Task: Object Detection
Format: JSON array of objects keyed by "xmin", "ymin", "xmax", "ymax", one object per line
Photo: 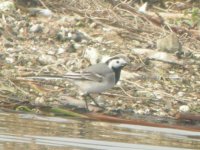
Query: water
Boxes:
[{"xmin": 0, "ymin": 111, "xmax": 199, "ymax": 150}]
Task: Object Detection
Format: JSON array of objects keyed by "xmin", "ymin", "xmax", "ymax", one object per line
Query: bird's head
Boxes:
[
  {"xmin": 106, "ymin": 54, "xmax": 129, "ymax": 70},
  {"xmin": 105, "ymin": 54, "xmax": 129, "ymax": 83}
]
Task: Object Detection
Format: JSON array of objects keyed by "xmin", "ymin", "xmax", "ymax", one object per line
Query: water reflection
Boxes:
[{"xmin": 0, "ymin": 112, "xmax": 199, "ymax": 150}]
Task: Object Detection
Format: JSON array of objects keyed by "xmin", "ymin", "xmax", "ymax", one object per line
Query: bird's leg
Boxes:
[
  {"xmin": 87, "ymin": 94, "xmax": 105, "ymax": 110},
  {"xmin": 81, "ymin": 94, "xmax": 89, "ymax": 110},
  {"xmin": 82, "ymin": 93, "xmax": 104, "ymax": 110},
  {"xmin": 84, "ymin": 96, "xmax": 89, "ymax": 110},
  {"xmin": 87, "ymin": 94, "xmax": 101, "ymax": 107}
]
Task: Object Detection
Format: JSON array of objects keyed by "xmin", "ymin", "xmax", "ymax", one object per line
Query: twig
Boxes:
[
  {"xmin": 149, "ymin": 58, "xmax": 184, "ymax": 66},
  {"xmin": 38, "ymin": 0, "xmax": 49, "ymax": 9},
  {"xmin": 8, "ymin": 80, "xmax": 29, "ymax": 95},
  {"xmin": 102, "ymin": 92, "xmax": 149, "ymax": 100},
  {"xmin": 119, "ymin": 86, "xmax": 134, "ymax": 98}
]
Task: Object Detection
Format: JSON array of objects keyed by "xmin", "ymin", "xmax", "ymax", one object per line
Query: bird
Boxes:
[{"xmin": 24, "ymin": 54, "xmax": 129, "ymax": 109}]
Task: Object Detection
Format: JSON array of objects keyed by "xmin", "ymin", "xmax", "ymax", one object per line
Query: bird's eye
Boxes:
[{"xmin": 116, "ymin": 60, "xmax": 119, "ymax": 63}]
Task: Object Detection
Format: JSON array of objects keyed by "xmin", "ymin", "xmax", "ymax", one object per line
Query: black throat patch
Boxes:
[
  {"xmin": 112, "ymin": 67, "xmax": 122, "ymax": 84},
  {"xmin": 105, "ymin": 57, "xmax": 125, "ymax": 84}
]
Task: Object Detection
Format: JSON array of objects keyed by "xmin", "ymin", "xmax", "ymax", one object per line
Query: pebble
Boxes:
[
  {"xmin": 135, "ymin": 108, "xmax": 150, "ymax": 115},
  {"xmin": 30, "ymin": 24, "xmax": 43, "ymax": 33},
  {"xmin": 38, "ymin": 54, "xmax": 56, "ymax": 65},
  {"xmin": 69, "ymin": 30, "xmax": 88, "ymax": 42},
  {"xmin": 56, "ymin": 29, "xmax": 88, "ymax": 42},
  {"xmin": 35, "ymin": 97, "xmax": 45, "ymax": 104},
  {"xmin": 47, "ymin": 50, "xmax": 56, "ymax": 55},
  {"xmin": 37, "ymin": 9, "xmax": 53, "ymax": 17},
  {"xmin": 56, "ymin": 28, "xmax": 68, "ymax": 41},
  {"xmin": 179, "ymin": 105, "xmax": 190, "ymax": 112},
  {"xmin": 177, "ymin": 92, "xmax": 184, "ymax": 97},
  {"xmin": 193, "ymin": 53, "xmax": 200, "ymax": 59},
  {"xmin": 31, "ymin": 47, "xmax": 37, "ymax": 51},
  {"xmin": 57, "ymin": 47, "xmax": 66, "ymax": 54},
  {"xmin": 5, "ymin": 57, "xmax": 15, "ymax": 64},
  {"xmin": 84, "ymin": 47, "xmax": 100, "ymax": 64},
  {"xmin": 6, "ymin": 48, "xmax": 15, "ymax": 52},
  {"xmin": 89, "ymin": 22, "xmax": 97, "ymax": 28},
  {"xmin": 29, "ymin": 8, "xmax": 53, "ymax": 17},
  {"xmin": 157, "ymin": 111, "xmax": 167, "ymax": 117}
]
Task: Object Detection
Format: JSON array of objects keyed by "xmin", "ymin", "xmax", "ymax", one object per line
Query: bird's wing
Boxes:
[
  {"xmin": 63, "ymin": 71, "xmax": 103, "ymax": 82},
  {"xmin": 63, "ymin": 63, "xmax": 112, "ymax": 82},
  {"xmin": 83, "ymin": 63, "xmax": 112, "ymax": 74}
]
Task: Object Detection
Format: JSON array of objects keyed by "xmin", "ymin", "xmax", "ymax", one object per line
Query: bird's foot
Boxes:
[{"xmin": 83, "ymin": 94, "xmax": 105, "ymax": 111}]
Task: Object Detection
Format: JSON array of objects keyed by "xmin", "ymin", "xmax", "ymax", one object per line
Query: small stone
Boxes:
[
  {"xmin": 177, "ymin": 92, "xmax": 184, "ymax": 97},
  {"xmin": 132, "ymin": 40, "xmax": 141, "ymax": 47},
  {"xmin": 47, "ymin": 50, "xmax": 56, "ymax": 55},
  {"xmin": 69, "ymin": 30, "xmax": 88, "ymax": 42},
  {"xmin": 5, "ymin": 57, "xmax": 15, "ymax": 64},
  {"xmin": 38, "ymin": 54, "xmax": 56, "ymax": 65},
  {"xmin": 54, "ymin": 86, "xmax": 59, "ymax": 90},
  {"xmin": 169, "ymin": 71, "xmax": 175, "ymax": 74},
  {"xmin": 29, "ymin": 8, "xmax": 53, "ymax": 17},
  {"xmin": 57, "ymin": 29, "xmax": 88, "ymax": 42},
  {"xmin": 30, "ymin": 24, "xmax": 43, "ymax": 33},
  {"xmin": 135, "ymin": 108, "xmax": 150, "ymax": 115},
  {"xmin": 39, "ymin": 9, "xmax": 53, "ymax": 17},
  {"xmin": 35, "ymin": 97, "xmax": 44, "ymax": 104},
  {"xmin": 31, "ymin": 47, "xmax": 37, "ymax": 51},
  {"xmin": 179, "ymin": 105, "xmax": 190, "ymax": 112},
  {"xmin": 84, "ymin": 47, "xmax": 100, "ymax": 64},
  {"xmin": 57, "ymin": 47, "xmax": 66, "ymax": 54},
  {"xmin": 90, "ymin": 22, "xmax": 97, "ymax": 28},
  {"xmin": 56, "ymin": 28, "xmax": 68, "ymax": 41},
  {"xmin": 194, "ymin": 53, "xmax": 200, "ymax": 59},
  {"xmin": 157, "ymin": 111, "xmax": 167, "ymax": 117},
  {"xmin": 6, "ymin": 48, "xmax": 15, "ymax": 52}
]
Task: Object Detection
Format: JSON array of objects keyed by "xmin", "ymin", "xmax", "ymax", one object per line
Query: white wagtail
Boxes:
[{"xmin": 25, "ymin": 54, "xmax": 129, "ymax": 109}]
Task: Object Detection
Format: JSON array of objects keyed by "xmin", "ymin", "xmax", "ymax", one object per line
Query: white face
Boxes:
[{"xmin": 108, "ymin": 58, "xmax": 127, "ymax": 69}]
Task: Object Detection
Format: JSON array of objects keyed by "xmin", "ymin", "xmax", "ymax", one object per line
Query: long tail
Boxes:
[
  {"xmin": 16, "ymin": 75, "xmax": 66, "ymax": 81},
  {"xmin": 17, "ymin": 72, "xmax": 89, "ymax": 81}
]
